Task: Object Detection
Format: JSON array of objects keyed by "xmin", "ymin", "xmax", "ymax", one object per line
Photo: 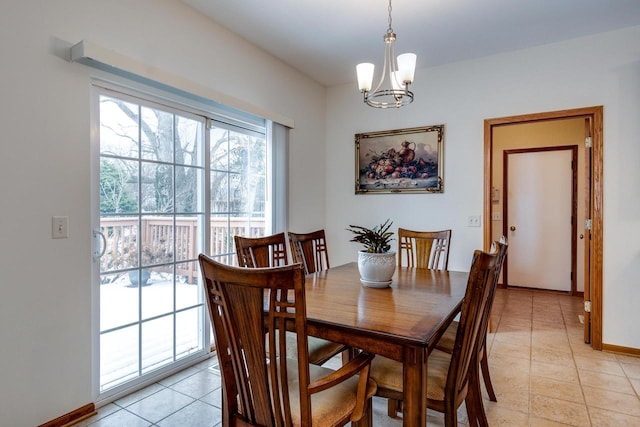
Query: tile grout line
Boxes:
[{"xmin": 560, "ymin": 292, "xmax": 594, "ymax": 426}]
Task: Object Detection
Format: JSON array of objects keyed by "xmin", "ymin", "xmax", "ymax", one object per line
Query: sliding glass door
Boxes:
[{"xmin": 94, "ymin": 83, "xmax": 270, "ymax": 400}]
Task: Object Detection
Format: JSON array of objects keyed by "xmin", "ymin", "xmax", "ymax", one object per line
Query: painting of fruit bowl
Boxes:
[{"xmin": 355, "ymin": 125, "xmax": 444, "ymax": 194}]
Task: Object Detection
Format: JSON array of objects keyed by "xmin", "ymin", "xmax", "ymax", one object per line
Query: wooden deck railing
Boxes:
[{"xmin": 100, "ymin": 216, "xmax": 265, "ymax": 283}]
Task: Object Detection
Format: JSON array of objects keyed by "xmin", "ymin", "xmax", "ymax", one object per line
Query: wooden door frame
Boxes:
[
  {"xmin": 484, "ymin": 106, "xmax": 603, "ymax": 350},
  {"xmin": 503, "ymin": 146, "xmax": 578, "ymax": 294}
]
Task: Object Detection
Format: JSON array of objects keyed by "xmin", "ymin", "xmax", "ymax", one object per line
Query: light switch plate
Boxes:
[
  {"xmin": 52, "ymin": 216, "xmax": 68, "ymax": 239},
  {"xmin": 467, "ymin": 215, "xmax": 481, "ymax": 227}
]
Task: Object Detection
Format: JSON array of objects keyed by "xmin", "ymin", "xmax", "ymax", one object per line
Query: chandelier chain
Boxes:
[{"xmin": 387, "ymin": 0, "xmax": 393, "ymax": 34}]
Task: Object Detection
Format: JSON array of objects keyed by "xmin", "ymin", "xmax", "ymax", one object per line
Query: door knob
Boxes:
[
  {"xmin": 509, "ymin": 226, "xmax": 516, "ymax": 231},
  {"xmin": 580, "ymin": 234, "xmax": 584, "ymax": 239}
]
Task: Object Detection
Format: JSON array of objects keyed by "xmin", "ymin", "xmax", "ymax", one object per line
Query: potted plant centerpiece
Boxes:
[{"xmin": 347, "ymin": 219, "xmax": 396, "ymax": 288}]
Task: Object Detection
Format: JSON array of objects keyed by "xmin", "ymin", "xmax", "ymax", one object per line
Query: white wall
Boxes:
[
  {"xmin": 326, "ymin": 26, "xmax": 640, "ymax": 350},
  {"xmin": 0, "ymin": 1, "xmax": 326, "ymax": 425}
]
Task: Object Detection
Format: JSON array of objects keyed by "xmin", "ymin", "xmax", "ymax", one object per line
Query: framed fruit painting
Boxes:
[{"xmin": 355, "ymin": 125, "xmax": 444, "ymax": 194}]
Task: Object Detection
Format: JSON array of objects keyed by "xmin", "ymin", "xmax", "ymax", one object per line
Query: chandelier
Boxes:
[{"xmin": 356, "ymin": 0, "xmax": 416, "ymax": 109}]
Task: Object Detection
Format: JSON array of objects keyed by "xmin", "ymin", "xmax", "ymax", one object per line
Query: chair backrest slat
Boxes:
[{"xmin": 398, "ymin": 228, "xmax": 451, "ymax": 270}]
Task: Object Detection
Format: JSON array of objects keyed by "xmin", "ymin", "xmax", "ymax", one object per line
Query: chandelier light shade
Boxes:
[{"xmin": 357, "ymin": 0, "xmax": 416, "ymax": 108}]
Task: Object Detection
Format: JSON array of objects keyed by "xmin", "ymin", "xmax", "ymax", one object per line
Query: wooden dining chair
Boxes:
[
  {"xmin": 397, "ymin": 228, "xmax": 451, "ymax": 270},
  {"xmin": 198, "ymin": 255, "xmax": 377, "ymax": 426},
  {"xmin": 288, "ymin": 229, "xmax": 330, "ymax": 275},
  {"xmin": 234, "ymin": 233, "xmax": 289, "ymax": 268},
  {"xmin": 369, "ymin": 248, "xmax": 500, "ymax": 426},
  {"xmin": 234, "ymin": 232, "xmax": 346, "ymax": 366},
  {"xmin": 434, "ymin": 238, "xmax": 508, "ymax": 403}
]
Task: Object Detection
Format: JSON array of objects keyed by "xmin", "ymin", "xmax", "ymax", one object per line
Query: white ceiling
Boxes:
[{"xmin": 182, "ymin": 0, "xmax": 640, "ymax": 87}]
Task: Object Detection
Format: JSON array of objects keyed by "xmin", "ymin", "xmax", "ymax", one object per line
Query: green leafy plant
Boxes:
[{"xmin": 347, "ymin": 219, "xmax": 394, "ymax": 253}]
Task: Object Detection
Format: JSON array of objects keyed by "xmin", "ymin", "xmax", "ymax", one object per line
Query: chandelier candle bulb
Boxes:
[
  {"xmin": 397, "ymin": 53, "xmax": 417, "ymax": 84},
  {"xmin": 357, "ymin": 63, "xmax": 375, "ymax": 92}
]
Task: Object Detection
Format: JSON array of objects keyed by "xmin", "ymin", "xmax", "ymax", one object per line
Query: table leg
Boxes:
[{"xmin": 403, "ymin": 347, "xmax": 428, "ymax": 426}]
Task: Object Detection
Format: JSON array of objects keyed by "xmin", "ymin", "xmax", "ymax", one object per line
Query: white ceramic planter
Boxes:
[{"xmin": 357, "ymin": 250, "xmax": 396, "ymax": 288}]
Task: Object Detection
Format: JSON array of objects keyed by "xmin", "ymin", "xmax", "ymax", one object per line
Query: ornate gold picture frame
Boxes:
[{"xmin": 355, "ymin": 125, "xmax": 444, "ymax": 194}]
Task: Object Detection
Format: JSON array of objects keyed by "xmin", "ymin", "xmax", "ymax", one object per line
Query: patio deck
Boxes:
[{"xmin": 100, "ymin": 271, "xmax": 206, "ymax": 392}]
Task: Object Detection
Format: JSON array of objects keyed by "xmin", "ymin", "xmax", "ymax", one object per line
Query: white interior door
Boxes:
[{"xmin": 506, "ymin": 150, "xmax": 572, "ymax": 291}]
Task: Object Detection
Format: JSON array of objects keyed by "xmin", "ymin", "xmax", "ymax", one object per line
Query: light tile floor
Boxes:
[{"xmin": 77, "ymin": 288, "xmax": 640, "ymax": 426}]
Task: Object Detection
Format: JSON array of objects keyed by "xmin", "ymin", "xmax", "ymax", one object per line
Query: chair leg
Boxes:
[
  {"xmin": 444, "ymin": 403, "xmax": 458, "ymax": 427},
  {"xmin": 480, "ymin": 345, "xmax": 497, "ymax": 402},
  {"xmin": 386, "ymin": 398, "xmax": 402, "ymax": 418},
  {"xmin": 465, "ymin": 395, "xmax": 477, "ymax": 427},
  {"xmin": 467, "ymin": 365, "xmax": 489, "ymax": 427}
]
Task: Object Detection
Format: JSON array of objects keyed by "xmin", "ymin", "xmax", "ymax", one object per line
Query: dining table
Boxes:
[{"xmin": 303, "ymin": 262, "xmax": 469, "ymax": 427}]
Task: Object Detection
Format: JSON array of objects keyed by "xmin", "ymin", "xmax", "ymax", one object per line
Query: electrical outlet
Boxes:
[
  {"xmin": 492, "ymin": 212, "xmax": 501, "ymax": 221},
  {"xmin": 467, "ymin": 215, "xmax": 481, "ymax": 227},
  {"xmin": 52, "ymin": 216, "xmax": 68, "ymax": 239}
]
